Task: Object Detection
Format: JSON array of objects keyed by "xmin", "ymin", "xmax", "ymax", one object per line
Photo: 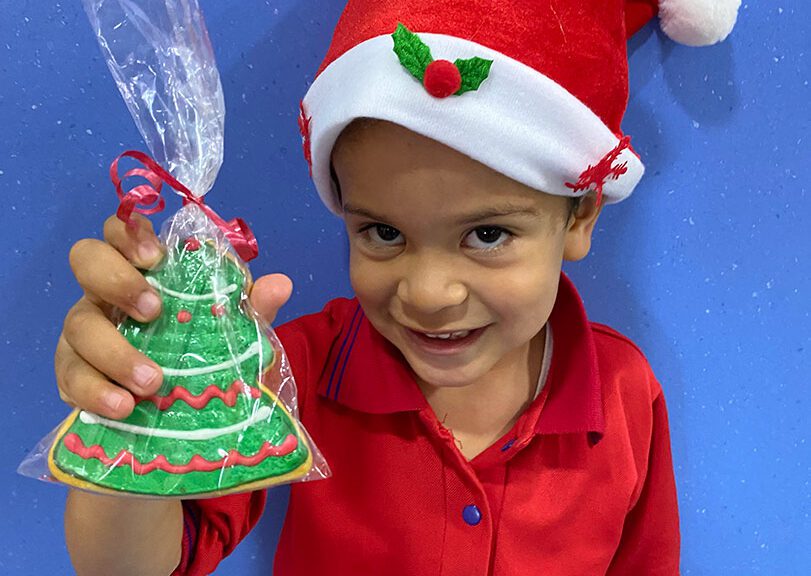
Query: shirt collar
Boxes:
[{"xmin": 316, "ymin": 272, "xmax": 605, "ymax": 440}]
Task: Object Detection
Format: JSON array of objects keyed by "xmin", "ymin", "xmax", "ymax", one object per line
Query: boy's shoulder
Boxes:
[
  {"xmin": 275, "ymin": 297, "xmax": 358, "ymax": 364},
  {"xmin": 589, "ymin": 321, "xmax": 648, "ymax": 361},
  {"xmin": 587, "ymin": 321, "xmax": 663, "ymax": 404},
  {"xmin": 274, "ymin": 297, "xmax": 359, "ymax": 404},
  {"xmin": 278, "ymin": 297, "xmax": 357, "ymax": 337}
]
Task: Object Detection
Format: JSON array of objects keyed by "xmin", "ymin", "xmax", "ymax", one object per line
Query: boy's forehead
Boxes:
[
  {"xmin": 341, "ymin": 194, "xmax": 570, "ymax": 231},
  {"xmin": 335, "ymin": 121, "xmax": 569, "ymax": 221}
]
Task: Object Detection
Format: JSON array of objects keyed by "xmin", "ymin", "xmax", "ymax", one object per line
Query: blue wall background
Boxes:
[{"xmin": 1, "ymin": 1, "xmax": 808, "ymax": 574}]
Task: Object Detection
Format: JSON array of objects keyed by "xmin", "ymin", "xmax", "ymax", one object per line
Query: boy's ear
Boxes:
[{"xmin": 563, "ymin": 193, "xmax": 602, "ymax": 262}]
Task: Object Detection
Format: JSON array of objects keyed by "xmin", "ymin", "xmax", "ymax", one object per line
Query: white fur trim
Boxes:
[
  {"xmin": 659, "ymin": 0, "xmax": 741, "ymax": 47},
  {"xmin": 302, "ymin": 34, "xmax": 645, "ymax": 216}
]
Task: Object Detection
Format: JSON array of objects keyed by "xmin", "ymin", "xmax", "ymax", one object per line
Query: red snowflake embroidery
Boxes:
[
  {"xmin": 298, "ymin": 100, "xmax": 313, "ymax": 176},
  {"xmin": 565, "ymin": 136, "xmax": 632, "ymax": 207}
]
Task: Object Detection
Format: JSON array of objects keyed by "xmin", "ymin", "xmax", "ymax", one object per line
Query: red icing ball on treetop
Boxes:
[
  {"xmin": 423, "ymin": 60, "xmax": 462, "ymax": 98},
  {"xmin": 177, "ymin": 310, "xmax": 192, "ymax": 323},
  {"xmin": 184, "ymin": 237, "xmax": 201, "ymax": 251}
]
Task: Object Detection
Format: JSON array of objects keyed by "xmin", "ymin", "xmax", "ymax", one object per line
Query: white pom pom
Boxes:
[{"xmin": 659, "ymin": 0, "xmax": 741, "ymax": 46}]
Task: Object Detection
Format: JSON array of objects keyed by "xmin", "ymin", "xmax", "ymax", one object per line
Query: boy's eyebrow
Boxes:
[
  {"xmin": 455, "ymin": 204, "xmax": 542, "ymax": 225},
  {"xmin": 342, "ymin": 204, "xmax": 389, "ymax": 221},
  {"xmin": 343, "ymin": 203, "xmax": 542, "ymax": 224}
]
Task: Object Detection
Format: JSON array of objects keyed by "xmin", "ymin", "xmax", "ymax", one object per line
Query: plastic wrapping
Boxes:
[
  {"xmin": 86, "ymin": 0, "xmax": 225, "ymax": 198},
  {"xmin": 19, "ymin": 0, "xmax": 329, "ymax": 497}
]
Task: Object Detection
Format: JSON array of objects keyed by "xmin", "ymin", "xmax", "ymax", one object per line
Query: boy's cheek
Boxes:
[
  {"xmin": 349, "ymin": 260, "xmax": 400, "ymax": 332},
  {"xmin": 348, "ymin": 255, "xmax": 385, "ymax": 299},
  {"xmin": 483, "ymin": 261, "xmax": 559, "ymax": 301}
]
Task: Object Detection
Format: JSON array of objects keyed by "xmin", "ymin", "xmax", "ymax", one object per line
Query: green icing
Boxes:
[{"xmin": 51, "ymin": 238, "xmax": 310, "ymax": 496}]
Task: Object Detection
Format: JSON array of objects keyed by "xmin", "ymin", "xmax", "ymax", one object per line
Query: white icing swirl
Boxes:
[
  {"xmin": 146, "ymin": 276, "xmax": 238, "ymax": 302},
  {"xmin": 161, "ymin": 341, "xmax": 262, "ymax": 377},
  {"xmin": 78, "ymin": 405, "xmax": 273, "ymax": 440}
]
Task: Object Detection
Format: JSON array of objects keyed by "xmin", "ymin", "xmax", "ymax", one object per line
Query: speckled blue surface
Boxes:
[{"xmin": 1, "ymin": 1, "xmax": 808, "ymax": 574}]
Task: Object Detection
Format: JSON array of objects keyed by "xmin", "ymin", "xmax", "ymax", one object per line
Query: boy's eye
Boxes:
[
  {"xmin": 463, "ymin": 226, "xmax": 511, "ymax": 250},
  {"xmin": 364, "ymin": 224, "xmax": 404, "ymax": 246}
]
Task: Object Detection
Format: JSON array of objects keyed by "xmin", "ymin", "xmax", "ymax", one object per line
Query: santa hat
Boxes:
[{"xmin": 300, "ymin": 0, "xmax": 740, "ymax": 215}]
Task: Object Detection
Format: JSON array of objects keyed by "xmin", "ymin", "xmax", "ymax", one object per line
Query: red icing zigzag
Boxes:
[
  {"xmin": 137, "ymin": 380, "xmax": 262, "ymax": 410},
  {"xmin": 62, "ymin": 433, "xmax": 298, "ymax": 475}
]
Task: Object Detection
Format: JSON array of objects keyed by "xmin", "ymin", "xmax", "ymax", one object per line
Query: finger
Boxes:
[
  {"xmin": 70, "ymin": 239, "xmax": 163, "ymax": 323},
  {"xmin": 55, "ymin": 335, "xmax": 136, "ymax": 420},
  {"xmin": 54, "ymin": 336, "xmax": 78, "ymax": 408},
  {"xmin": 63, "ymin": 298, "xmax": 163, "ymax": 397},
  {"xmin": 249, "ymin": 274, "xmax": 293, "ymax": 325},
  {"xmin": 103, "ymin": 212, "xmax": 164, "ymax": 270}
]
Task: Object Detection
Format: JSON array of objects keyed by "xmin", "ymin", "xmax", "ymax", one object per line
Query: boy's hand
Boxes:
[{"xmin": 55, "ymin": 213, "xmax": 293, "ymax": 421}]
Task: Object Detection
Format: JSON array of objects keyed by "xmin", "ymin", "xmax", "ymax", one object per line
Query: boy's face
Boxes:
[{"xmin": 333, "ymin": 121, "xmax": 600, "ymax": 390}]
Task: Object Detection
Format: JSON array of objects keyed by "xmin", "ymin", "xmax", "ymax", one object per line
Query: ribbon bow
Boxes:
[{"xmin": 110, "ymin": 150, "xmax": 258, "ymax": 262}]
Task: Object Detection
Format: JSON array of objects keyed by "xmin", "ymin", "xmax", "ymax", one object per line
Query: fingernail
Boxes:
[
  {"xmin": 138, "ymin": 241, "xmax": 161, "ymax": 262},
  {"xmin": 104, "ymin": 392, "xmax": 124, "ymax": 412},
  {"xmin": 136, "ymin": 291, "xmax": 161, "ymax": 318},
  {"xmin": 133, "ymin": 364, "xmax": 159, "ymax": 392}
]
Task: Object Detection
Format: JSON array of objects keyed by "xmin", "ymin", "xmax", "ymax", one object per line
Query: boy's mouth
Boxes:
[
  {"xmin": 423, "ymin": 330, "xmax": 471, "ymax": 340},
  {"xmin": 404, "ymin": 326, "xmax": 487, "ymax": 354}
]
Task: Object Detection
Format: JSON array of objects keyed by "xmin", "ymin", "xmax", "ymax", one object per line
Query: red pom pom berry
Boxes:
[
  {"xmin": 184, "ymin": 237, "xmax": 201, "ymax": 251},
  {"xmin": 211, "ymin": 303, "xmax": 226, "ymax": 317},
  {"xmin": 423, "ymin": 60, "xmax": 462, "ymax": 98},
  {"xmin": 177, "ymin": 310, "xmax": 192, "ymax": 323}
]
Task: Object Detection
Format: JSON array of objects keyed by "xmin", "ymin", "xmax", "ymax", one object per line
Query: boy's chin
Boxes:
[{"xmin": 409, "ymin": 360, "xmax": 491, "ymax": 391}]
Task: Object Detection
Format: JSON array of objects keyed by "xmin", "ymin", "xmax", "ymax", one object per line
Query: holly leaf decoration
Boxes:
[
  {"xmin": 393, "ymin": 23, "xmax": 434, "ymax": 81},
  {"xmin": 454, "ymin": 57, "xmax": 493, "ymax": 95}
]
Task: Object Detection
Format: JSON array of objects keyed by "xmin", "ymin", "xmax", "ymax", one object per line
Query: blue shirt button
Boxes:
[
  {"xmin": 462, "ymin": 505, "xmax": 482, "ymax": 526},
  {"xmin": 500, "ymin": 438, "xmax": 516, "ymax": 452}
]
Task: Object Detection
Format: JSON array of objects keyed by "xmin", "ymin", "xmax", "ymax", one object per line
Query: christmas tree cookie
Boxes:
[{"xmin": 48, "ymin": 236, "xmax": 312, "ymax": 497}]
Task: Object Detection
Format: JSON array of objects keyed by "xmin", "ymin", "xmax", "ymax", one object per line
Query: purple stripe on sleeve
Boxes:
[
  {"xmin": 333, "ymin": 309, "xmax": 364, "ymax": 400},
  {"xmin": 325, "ymin": 304, "xmax": 362, "ymax": 398}
]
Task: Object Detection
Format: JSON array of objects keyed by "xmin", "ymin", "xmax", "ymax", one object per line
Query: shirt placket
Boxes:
[{"xmin": 418, "ymin": 409, "xmax": 494, "ymax": 576}]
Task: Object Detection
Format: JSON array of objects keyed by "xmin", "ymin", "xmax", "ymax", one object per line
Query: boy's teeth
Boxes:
[{"xmin": 424, "ymin": 330, "xmax": 471, "ymax": 340}]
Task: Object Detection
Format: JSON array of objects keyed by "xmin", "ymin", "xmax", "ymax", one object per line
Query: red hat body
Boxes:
[{"xmin": 319, "ymin": 0, "xmax": 631, "ymax": 135}]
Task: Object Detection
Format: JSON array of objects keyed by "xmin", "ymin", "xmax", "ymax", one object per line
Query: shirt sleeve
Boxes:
[
  {"xmin": 605, "ymin": 387, "xmax": 681, "ymax": 575},
  {"xmin": 172, "ymin": 490, "xmax": 267, "ymax": 576}
]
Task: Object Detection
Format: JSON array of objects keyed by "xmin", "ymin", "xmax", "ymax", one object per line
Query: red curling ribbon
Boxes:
[{"xmin": 110, "ymin": 150, "xmax": 259, "ymax": 262}]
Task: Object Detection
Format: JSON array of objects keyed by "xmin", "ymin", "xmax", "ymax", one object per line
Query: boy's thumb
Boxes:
[{"xmin": 249, "ymin": 273, "xmax": 293, "ymax": 326}]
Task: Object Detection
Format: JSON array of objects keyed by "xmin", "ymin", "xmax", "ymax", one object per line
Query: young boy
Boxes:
[{"xmin": 55, "ymin": 0, "xmax": 739, "ymax": 574}]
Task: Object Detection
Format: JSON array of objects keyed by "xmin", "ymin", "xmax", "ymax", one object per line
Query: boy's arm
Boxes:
[
  {"xmin": 605, "ymin": 388, "xmax": 681, "ymax": 575},
  {"xmin": 65, "ymin": 490, "xmax": 183, "ymax": 576},
  {"xmin": 65, "ymin": 487, "xmax": 265, "ymax": 576}
]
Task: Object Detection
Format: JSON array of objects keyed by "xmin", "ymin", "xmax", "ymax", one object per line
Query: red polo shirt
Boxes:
[{"xmin": 174, "ymin": 273, "xmax": 680, "ymax": 575}]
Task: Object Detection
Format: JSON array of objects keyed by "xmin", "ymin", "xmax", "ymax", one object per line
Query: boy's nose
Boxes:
[{"xmin": 396, "ymin": 268, "xmax": 468, "ymax": 315}]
